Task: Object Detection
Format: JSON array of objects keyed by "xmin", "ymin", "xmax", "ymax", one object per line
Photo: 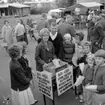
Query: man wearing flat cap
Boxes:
[{"xmin": 97, "ymin": 13, "xmax": 105, "ymax": 50}]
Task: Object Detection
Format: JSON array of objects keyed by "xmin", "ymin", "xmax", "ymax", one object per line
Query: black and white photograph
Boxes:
[{"xmin": 0, "ymin": 0, "xmax": 105, "ymax": 105}]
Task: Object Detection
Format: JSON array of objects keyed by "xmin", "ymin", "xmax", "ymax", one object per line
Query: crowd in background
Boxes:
[{"xmin": 1, "ymin": 11, "xmax": 105, "ymax": 105}]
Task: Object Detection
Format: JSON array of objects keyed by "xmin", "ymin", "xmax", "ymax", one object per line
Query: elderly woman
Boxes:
[
  {"xmin": 8, "ymin": 44, "xmax": 36, "ymax": 105},
  {"xmin": 35, "ymin": 28, "xmax": 56, "ymax": 72}
]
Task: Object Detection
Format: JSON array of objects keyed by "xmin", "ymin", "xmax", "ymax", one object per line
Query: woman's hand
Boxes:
[{"xmin": 43, "ymin": 63, "xmax": 48, "ymax": 70}]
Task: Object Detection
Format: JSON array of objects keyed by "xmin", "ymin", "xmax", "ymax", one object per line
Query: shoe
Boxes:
[
  {"xmin": 34, "ymin": 100, "xmax": 38, "ymax": 103},
  {"xmin": 79, "ymin": 99, "xmax": 84, "ymax": 103},
  {"xmin": 31, "ymin": 100, "xmax": 38, "ymax": 105}
]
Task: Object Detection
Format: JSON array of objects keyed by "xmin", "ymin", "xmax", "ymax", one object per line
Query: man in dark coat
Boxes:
[
  {"xmin": 58, "ymin": 15, "xmax": 76, "ymax": 38},
  {"xmin": 49, "ymin": 21, "xmax": 63, "ymax": 58},
  {"xmin": 89, "ymin": 17, "xmax": 105, "ymax": 53},
  {"xmin": 36, "ymin": 13, "xmax": 48, "ymax": 34},
  {"xmin": 97, "ymin": 14, "xmax": 105, "ymax": 50}
]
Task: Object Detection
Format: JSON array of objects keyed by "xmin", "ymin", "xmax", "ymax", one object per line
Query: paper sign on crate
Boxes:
[
  {"xmin": 56, "ymin": 66, "xmax": 73, "ymax": 96},
  {"xmin": 37, "ymin": 71, "xmax": 53, "ymax": 100}
]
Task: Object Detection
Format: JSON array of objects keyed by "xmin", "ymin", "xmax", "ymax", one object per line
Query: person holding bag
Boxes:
[{"xmin": 8, "ymin": 44, "xmax": 37, "ymax": 105}]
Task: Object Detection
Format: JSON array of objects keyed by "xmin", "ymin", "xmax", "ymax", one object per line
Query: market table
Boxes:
[{"xmin": 36, "ymin": 60, "xmax": 73, "ymax": 105}]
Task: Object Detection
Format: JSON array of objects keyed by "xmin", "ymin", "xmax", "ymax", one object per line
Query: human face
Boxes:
[
  {"xmin": 75, "ymin": 36, "xmax": 80, "ymax": 44},
  {"xmin": 50, "ymin": 25, "xmax": 57, "ymax": 35},
  {"xmin": 95, "ymin": 57, "xmax": 105, "ymax": 66},
  {"xmin": 42, "ymin": 33, "xmax": 49, "ymax": 42},
  {"xmin": 84, "ymin": 46, "xmax": 90, "ymax": 54},
  {"xmin": 5, "ymin": 21, "xmax": 9, "ymax": 26},
  {"xmin": 64, "ymin": 36, "xmax": 71, "ymax": 43},
  {"xmin": 87, "ymin": 57, "xmax": 94, "ymax": 67},
  {"xmin": 17, "ymin": 19, "xmax": 21, "ymax": 24}
]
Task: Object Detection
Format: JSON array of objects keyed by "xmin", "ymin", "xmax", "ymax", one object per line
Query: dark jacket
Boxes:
[
  {"xmin": 58, "ymin": 22, "xmax": 76, "ymax": 37},
  {"xmin": 83, "ymin": 64, "xmax": 94, "ymax": 86},
  {"xmin": 36, "ymin": 18, "xmax": 48, "ymax": 33},
  {"xmin": 77, "ymin": 54, "xmax": 87, "ymax": 65},
  {"xmin": 89, "ymin": 23, "xmax": 104, "ymax": 45},
  {"xmin": 35, "ymin": 41, "xmax": 56, "ymax": 71},
  {"xmin": 18, "ymin": 56, "xmax": 32, "ymax": 80},
  {"xmin": 92, "ymin": 65, "xmax": 105, "ymax": 94},
  {"xmin": 49, "ymin": 32, "xmax": 63, "ymax": 58},
  {"xmin": 59, "ymin": 41, "xmax": 75, "ymax": 64},
  {"xmin": 10, "ymin": 59, "xmax": 30, "ymax": 91}
]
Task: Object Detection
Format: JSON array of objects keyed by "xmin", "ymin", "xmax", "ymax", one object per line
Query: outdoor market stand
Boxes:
[{"xmin": 37, "ymin": 60, "xmax": 73, "ymax": 105}]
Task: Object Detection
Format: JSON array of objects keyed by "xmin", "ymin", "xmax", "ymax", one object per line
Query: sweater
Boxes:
[
  {"xmin": 49, "ymin": 32, "xmax": 63, "ymax": 58},
  {"xmin": 59, "ymin": 41, "xmax": 75, "ymax": 64}
]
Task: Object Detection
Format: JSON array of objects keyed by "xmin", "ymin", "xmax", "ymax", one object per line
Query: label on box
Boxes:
[
  {"xmin": 56, "ymin": 66, "xmax": 73, "ymax": 96},
  {"xmin": 37, "ymin": 71, "xmax": 53, "ymax": 100}
]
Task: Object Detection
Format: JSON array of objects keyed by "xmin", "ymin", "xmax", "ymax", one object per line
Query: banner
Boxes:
[
  {"xmin": 37, "ymin": 71, "xmax": 53, "ymax": 100},
  {"xmin": 56, "ymin": 66, "xmax": 73, "ymax": 96}
]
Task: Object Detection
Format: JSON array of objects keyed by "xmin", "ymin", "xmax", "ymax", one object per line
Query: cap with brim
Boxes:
[
  {"xmin": 95, "ymin": 49, "xmax": 105, "ymax": 59},
  {"xmin": 101, "ymin": 14, "xmax": 105, "ymax": 17}
]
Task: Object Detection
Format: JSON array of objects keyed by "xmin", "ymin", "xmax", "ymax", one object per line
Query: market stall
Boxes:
[
  {"xmin": 65, "ymin": 2, "xmax": 102, "ymax": 15},
  {"xmin": 36, "ymin": 60, "xmax": 73, "ymax": 105}
]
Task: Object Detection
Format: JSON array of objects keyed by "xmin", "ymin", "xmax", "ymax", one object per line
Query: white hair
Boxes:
[{"xmin": 64, "ymin": 33, "xmax": 71, "ymax": 39}]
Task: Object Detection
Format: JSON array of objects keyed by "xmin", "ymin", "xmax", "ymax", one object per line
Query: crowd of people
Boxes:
[{"xmin": 1, "ymin": 12, "xmax": 105, "ymax": 105}]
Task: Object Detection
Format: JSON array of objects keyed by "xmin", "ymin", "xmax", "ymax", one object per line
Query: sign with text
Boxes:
[
  {"xmin": 56, "ymin": 66, "xmax": 73, "ymax": 96},
  {"xmin": 37, "ymin": 71, "xmax": 53, "ymax": 100}
]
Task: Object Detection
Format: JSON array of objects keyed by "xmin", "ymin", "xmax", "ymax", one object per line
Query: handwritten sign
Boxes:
[
  {"xmin": 37, "ymin": 71, "xmax": 53, "ymax": 100},
  {"xmin": 56, "ymin": 66, "xmax": 73, "ymax": 96}
]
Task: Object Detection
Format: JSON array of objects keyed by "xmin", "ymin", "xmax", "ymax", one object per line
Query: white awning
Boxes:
[
  {"xmin": 0, "ymin": 4, "xmax": 8, "ymax": 8},
  {"xmin": 79, "ymin": 2, "xmax": 102, "ymax": 8},
  {"xmin": 9, "ymin": 3, "xmax": 30, "ymax": 8}
]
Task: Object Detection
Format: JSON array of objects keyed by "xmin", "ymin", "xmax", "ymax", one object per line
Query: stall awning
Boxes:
[
  {"xmin": 0, "ymin": 4, "xmax": 8, "ymax": 8},
  {"xmin": 9, "ymin": 3, "xmax": 30, "ymax": 8},
  {"xmin": 66, "ymin": 2, "xmax": 102, "ymax": 11},
  {"xmin": 79, "ymin": 2, "xmax": 102, "ymax": 8},
  {"xmin": 0, "ymin": 3, "xmax": 30, "ymax": 9}
]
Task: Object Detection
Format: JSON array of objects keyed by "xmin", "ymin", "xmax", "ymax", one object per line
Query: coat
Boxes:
[
  {"xmin": 36, "ymin": 18, "xmax": 48, "ymax": 33},
  {"xmin": 2, "ymin": 25, "xmax": 13, "ymax": 45},
  {"xmin": 58, "ymin": 22, "xmax": 76, "ymax": 37},
  {"xmin": 35, "ymin": 41, "xmax": 56, "ymax": 71},
  {"xmin": 82, "ymin": 64, "xmax": 94, "ymax": 86},
  {"xmin": 92, "ymin": 65, "xmax": 105, "ymax": 94},
  {"xmin": 89, "ymin": 23, "xmax": 105, "ymax": 53},
  {"xmin": 10, "ymin": 59, "xmax": 31, "ymax": 91}
]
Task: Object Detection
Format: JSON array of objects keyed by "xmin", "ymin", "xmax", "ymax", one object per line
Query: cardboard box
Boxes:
[{"xmin": 44, "ymin": 60, "xmax": 68, "ymax": 79}]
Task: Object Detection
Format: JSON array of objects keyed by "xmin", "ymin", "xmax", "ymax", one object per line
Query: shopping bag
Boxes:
[
  {"xmin": 74, "ymin": 75, "xmax": 85, "ymax": 87},
  {"xmin": 85, "ymin": 85, "xmax": 98, "ymax": 92}
]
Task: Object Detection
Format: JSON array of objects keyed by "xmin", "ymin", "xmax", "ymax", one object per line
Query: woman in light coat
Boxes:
[{"xmin": 1, "ymin": 20, "xmax": 13, "ymax": 45}]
